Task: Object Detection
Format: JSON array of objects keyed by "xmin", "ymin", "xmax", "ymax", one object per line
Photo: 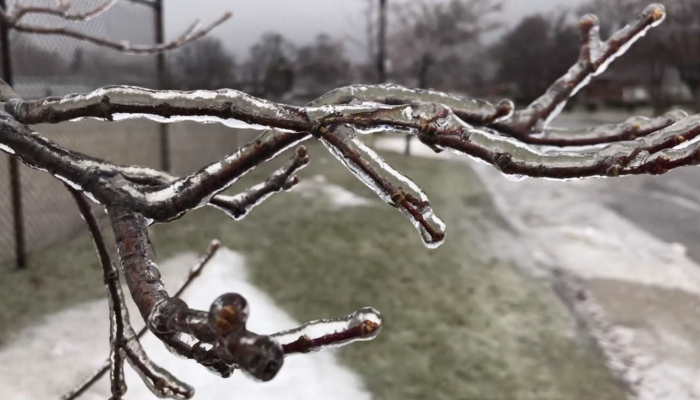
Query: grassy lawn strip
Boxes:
[{"xmin": 0, "ymin": 143, "xmax": 626, "ymax": 400}]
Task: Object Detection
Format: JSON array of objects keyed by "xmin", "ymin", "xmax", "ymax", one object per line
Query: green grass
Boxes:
[{"xmin": 0, "ymin": 143, "xmax": 627, "ymax": 400}]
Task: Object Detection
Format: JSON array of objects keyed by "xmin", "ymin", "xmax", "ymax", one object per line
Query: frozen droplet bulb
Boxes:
[{"xmin": 318, "ymin": 125, "xmax": 447, "ymax": 249}]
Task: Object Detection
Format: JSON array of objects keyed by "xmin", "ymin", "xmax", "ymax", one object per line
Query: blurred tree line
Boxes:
[{"xmin": 11, "ymin": 0, "xmax": 700, "ymax": 112}]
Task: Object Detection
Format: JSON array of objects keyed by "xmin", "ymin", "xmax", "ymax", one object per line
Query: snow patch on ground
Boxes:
[
  {"xmin": 377, "ymin": 136, "xmax": 700, "ymax": 400},
  {"xmin": 294, "ymin": 174, "xmax": 374, "ymax": 207},
  {"xmin": 376, "ymin": 137, "xmax": 700, "ymax": 293},
  {"xmin": 0, "ymin": 249, "xmax": 372, "ymax": 400}
]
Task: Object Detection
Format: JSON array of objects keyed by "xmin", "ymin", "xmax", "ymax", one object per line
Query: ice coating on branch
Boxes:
[
  {"xmin": 214, "ymin": 185, "xmax": 277, "ymax": 220},
  {"xmin": 55, "ymin": 174, "xmax": 83, "ymax": 191},
  {"xmin": 110, "ymin": 112, "xmax": 282, "ymax": 132},
  {"xmin": 210, "ymin": 146, "xmax": 309, "ymax": 220},
  {"xmin": 272, "ymin": 307, "xmax": 383, "ymax": 354},
  {"xmin": 15, "ymin": 85, "xmax": 312, "ymax": 128},
  {"xmin": 163, "ymin": 333, "xmax": 200, "ymax": 360},
  {"xmin": 105, "ymin": 259, "xmax": 194, "ymax": 400},
  {"xmin": 572, "ymin": 4, "xmax": 665, "ymax": 102},
  {"xmin": 538, "ymin": 109, "xmax": 687, "ymax": 146},
  {"xmin": 355, "ymin": 125, "xmax": 417, "ymax": 136},
  {"xmin": 107, "ymin": 279, "xmax": 126, "ymax": 397},
  {"xmin": 506, "ymin": 4, "xmax": 666, "ymax": 132},
  {"xmin": 137, "ymin": 131, "xmax": 305, "ymax": 221},
  {"xmin": 318, "ymin": 124, "xmax": 446, "ymax": 248},
  {"xmin": 0, "ymin": 143, "xmax": 14, "ymax": 154},
  {"xmin": 589, "ymin": 4, "xmax": 666, "ymax": 84},
  {"xmin": 461, "ymin": 112, "xmax": 700, "ymax": 180},
  {"xmin": 308, "ymin": 83, "xmax": 506, "ymax": 124}
]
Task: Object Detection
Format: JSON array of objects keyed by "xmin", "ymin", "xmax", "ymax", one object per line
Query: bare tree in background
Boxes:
[
  {"xmin": 389, "ymin": 0, "xmax": 502, "ymax": 91},
  {"xmin": 493, "ymin": 12, "xmax": 579, "ymax": 104},
  {"xmin": 654, "ymin": 0, "xmax": 700, "ymax": 109},
  {"xmin": 170, "ymin": 37, "xmax": 237, "ymax": 90},
  {"xmin": 1, "ymin": 1, "xmax": 697, "ymax": 400},
  {"xmin": 11, "ymin": 34, "xmax": 66, "ymax": 77},
  {"xmin": 294, "ymin": 33, "xmax": 352, "ymax": 97},
  {"xmin": 344, "ymin": 0, "xmax": 379, "ymax": 83},
  {"xmin": 242, "ymin": 32, "xmax": 296, "ymax": 99}
]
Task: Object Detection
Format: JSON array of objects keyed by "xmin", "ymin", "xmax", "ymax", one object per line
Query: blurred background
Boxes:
[{"xmin": 3, "ymin": 0, "xmax": 700, "ymax": 399}]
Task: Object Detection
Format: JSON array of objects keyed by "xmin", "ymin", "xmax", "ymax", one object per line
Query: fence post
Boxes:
[
  {"xmin": 377, "ymin": 0, "xmax": 387, "ymax": 84},
  {"xmin": 0, "ymin": 0, "xmax": 27, "ymax": 269},
  {"xmin": 154, "ymin": 0, "xmax": 171, "ymax": 173}
]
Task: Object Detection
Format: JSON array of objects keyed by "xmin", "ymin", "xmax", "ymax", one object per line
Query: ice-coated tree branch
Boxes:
[
  {"xmin": 1, "ymin": 2, "xmax": 696, "ymax": 399},
  {"xmin": 209, "ymin": 145, "xmax": 309, "ymax": 220},
  {"xmin": 5, "ymin": 0, "xmax": 118, "ymax": 23},
  {"xmin": 60, "ymin": 240, "xmax": 222, "ymax": 400},
  {"xmin": 0, "ymin": 0, "xmax": 232, "ymax": 54},
  {"xmin": 66, "ymin": 188, "xmax": 205, "ymax": 400},
  {"xmin": 494, "ymin": 3, "xmax": 667, "ymax": 137}
]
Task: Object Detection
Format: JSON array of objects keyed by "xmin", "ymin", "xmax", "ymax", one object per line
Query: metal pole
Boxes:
[
  {"xmin": 0, "ymin": 0, "xmax": 26, "ymax": 269},
  {"xmin": 154, "ymin": 0, "xmax": 171, "ymax": 172},
  {"xmin": 377, "ymin": 0, "xmax": 387, "ymax": 83}
]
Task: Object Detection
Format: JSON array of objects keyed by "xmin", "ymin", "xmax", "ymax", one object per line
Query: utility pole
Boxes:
[
  {"xmin": 0, "ymin": 0, "xmax": 27, "ymax": 269},
  {"xmin": 377, "ymin": 0, "xmax": 387, "ymax": 83},
  {"xmin": 154, "ymin": 0, "xmax": 171, "ymax": 172}
]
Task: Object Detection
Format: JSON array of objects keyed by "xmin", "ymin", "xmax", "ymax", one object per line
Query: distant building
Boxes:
[{"xmin": 579, "ymin": 64, "xmax": 691, "ymax": 110}]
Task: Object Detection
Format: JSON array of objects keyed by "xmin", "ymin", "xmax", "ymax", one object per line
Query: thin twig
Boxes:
[
  {"xmin": 495, "ymin": 3, "xmax": 666, "ymax": 136},
  {"xmin": 271, "ymin": 307, "xmax": 383, "ymax": 355},
  {"xmin": 7, "ymin": 0, "xmax": 118, "ymax": 23},
  {"xmin": 65, "ymin": 187, "xmax": 127, "ymax": 400},
  {"xmin": 209, "ymin": 145, "xmax": 310, "ymax": 220},
  {"xmin": 60, "ymin": 240, "xmax": 221, "ymax": 400},
  {"xmin": 0, "ymin": 0, "xmax": 232, "ymax": 55}
]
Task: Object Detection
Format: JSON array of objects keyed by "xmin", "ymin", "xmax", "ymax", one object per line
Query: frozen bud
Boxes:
[
  {"xmin": 208, "ymin": 293, "xmax": 249, "ymax": 336},
  {"xmin": 226, "ymin": 332, "xmax": 284, "ymax": 382},
  {"xmin": 647, "ymin": 3, "xmax": 666, "ymax": 23},
  {"xmin": 494, "ymin": 99, "xmax": 514, "ymax": 122},
  {"xmin": 579, "ymin": 14, "xmax": 599, "ymax": 32},
  {"xmin": 149, "ymin": 298, "xmax": 188, "ymax": 334},
  {"xmin": 348, "ymin": 307, "xmax": 383, "ymax": 340}
]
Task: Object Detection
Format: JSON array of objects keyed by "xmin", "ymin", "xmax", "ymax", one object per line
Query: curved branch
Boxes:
[
  {"xmin": 209, "ymin": 145, "xmax": 309, "ymax": 220},
  {"xmin": 61, "ymin": 240, "xmax": 222, "ymax": 400},
  {"xmin": 307, "ymin": 83, "xmax": 514, "ymax": 126},
  {"xmin": 6, "ymin": 0, "xmax": 118, "ymax": 23},
  {"xmin": 417, "ymin": 111, "xmax": 700, "ymax": 180},
  {"xmin": 495, "ymin": 3, "xmax": 666, "ymax": 136},
  {"xmin": 0, "ymin": 2, "xmax": 232, "ymax": 55},
  {"xmin": 527, "ymin": 109, "xmax": 687, "ymax": 147}
]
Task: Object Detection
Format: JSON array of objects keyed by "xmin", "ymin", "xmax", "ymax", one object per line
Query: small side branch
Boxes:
[
  {"xmin": 495, "ymin": 4, "xmax": 666, "ymax": 135},
  {"xmin": 4, "ymin": 0, "xmax": 118, "ymax": 23},
  {"xmin": 0, "ymin": 1, "xmax": 231, "ymax": 54},
  {"xmin": 307, "ymin": 83, "xmax": 514, "ymax": 126},
  {"xmin": 210, "ymin": 145, "xmax": 310, "ymax": 220},
  {"xmin": 527, "ymin": 109, "xmax": 688, "ymax": 147},
  {"xmin": 66, "ymin": 189, "xmax": 195, "ymax": 400},
  {"xmin": 66, "ymin": 187, "xmax": 127, "ymax": 400},
  {"xmin": 272, "ymin": 308, "xmax": 383, "ymax": 355},
  {"xmin": 417, "ymin": 110, "xmax": 700, "ymax": 180},
  {"xmin": 60, "ymin": 240, "xmax": 221, "ymax": 400}
]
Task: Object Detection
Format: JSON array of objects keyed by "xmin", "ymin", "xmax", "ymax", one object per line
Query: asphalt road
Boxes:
[{"xmin": 556, "ymin": 112, "xmax": 700, "ymax": 264}]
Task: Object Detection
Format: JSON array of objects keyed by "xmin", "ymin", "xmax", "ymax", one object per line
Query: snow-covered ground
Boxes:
[
  {"xmin": 0, "ymin": 249, "xmax": 373, "ymax": 400},
  {"xmin": 377, "ymin": 136, "xmax": 700, "ymax": 400},
  {"xmin": 294, "ymin": 174, "xmax": 374, "ymax": 208},
  {"xmin": 0, "ymin": 168, "xmax": 376, "ymax": 400}
]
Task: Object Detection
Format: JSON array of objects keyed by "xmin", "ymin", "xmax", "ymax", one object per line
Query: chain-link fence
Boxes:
[{"xmin": 0, "ymin": 0, "xmax": 257, "ymax": 267}]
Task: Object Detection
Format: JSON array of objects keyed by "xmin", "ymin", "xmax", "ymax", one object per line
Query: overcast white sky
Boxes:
[{"xmin": 164, "ymin": 0, "xmax": 587, "ymax": 62}]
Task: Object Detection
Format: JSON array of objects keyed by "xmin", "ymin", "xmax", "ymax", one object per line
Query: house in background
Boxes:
[{"xmin": 578, "ymin": 64, "xmax": 692, "ymax": 111}]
